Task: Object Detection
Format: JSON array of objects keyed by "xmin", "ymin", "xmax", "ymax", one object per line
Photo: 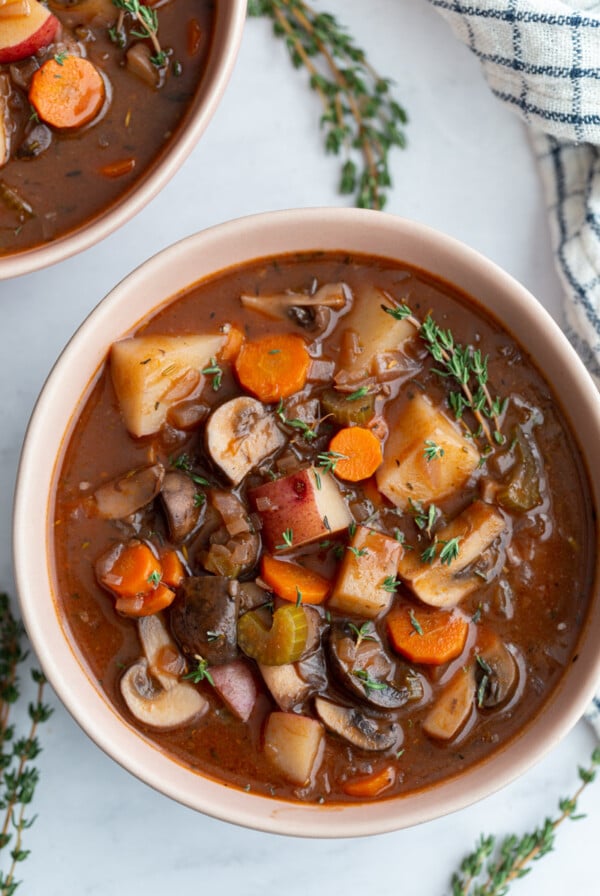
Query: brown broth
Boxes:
[
  {"xmin": 52, "ymin": 252, "xmax": 595, "ymax": 803},
  {"xmin": 0, "ymin": 2, "xmax": 214, "ymax": 255}
]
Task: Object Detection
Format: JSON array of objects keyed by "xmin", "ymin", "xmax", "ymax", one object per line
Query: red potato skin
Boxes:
[
  {"xmin": 210, "ymin": 659, "xmax": 258, "ymax": 723},
  {"xmin": 249, "ymin": 469, "xmax": 328, "ymax": 552},
  {"xmin": 0, "ymin": 11, "xmax": 60, "ymax": 64}
]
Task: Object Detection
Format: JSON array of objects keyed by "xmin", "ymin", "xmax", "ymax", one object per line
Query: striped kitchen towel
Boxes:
[{"xmin": 429, "ymin": 0, "xmax": 600, "ymax": 384}]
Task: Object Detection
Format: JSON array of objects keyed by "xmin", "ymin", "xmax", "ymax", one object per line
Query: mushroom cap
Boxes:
[{"xmin": 120, "ymin": 659, "xmax": 207, "ymax": 730}]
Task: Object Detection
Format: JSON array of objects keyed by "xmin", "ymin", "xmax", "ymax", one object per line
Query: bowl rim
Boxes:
[
  {"xmin": 0, "ymin": 0, "xmax": 248, "ymax": 280},
  {"xmin": 13, "ymin": 208, "xmax": 600, "ymax": 837}
]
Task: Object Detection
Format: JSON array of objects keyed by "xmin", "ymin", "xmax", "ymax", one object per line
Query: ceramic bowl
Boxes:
[
  {"xmin": 13, "ymin": 208, "xmax": 600, "ymax": 836},
  {"xmin": 0, "ymin": 1, "xmax": 246, "ymax": 280}
]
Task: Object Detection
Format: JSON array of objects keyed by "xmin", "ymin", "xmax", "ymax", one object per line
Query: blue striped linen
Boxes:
[{"xmin": 428, "ymin": 0, "xmax": 600, "ymax": 734}]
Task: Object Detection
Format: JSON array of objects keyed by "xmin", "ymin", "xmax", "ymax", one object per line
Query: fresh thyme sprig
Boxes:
[
  {"xmin": 450, "ymin": 746, "xmax": 600, "ymax": 896},
  {"xmin": 317, "ymin": 450, "xmax": 348, "ymax": 474},
  {"xmin": 0, "ymin": 593, "xmax": 52, "ymax": 896},
  {"xmin": 248, "ymin": 0, "xmax": 408, "ymax": 209},
  {"xmin": 110, "ymin": 0, "xmax": 167, "ymax": 67},
  {"xmin": 382, "ymin": 301, "xmax": 507, "ymax": 446}
]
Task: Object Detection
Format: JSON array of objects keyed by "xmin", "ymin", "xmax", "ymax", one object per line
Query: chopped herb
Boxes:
[
  {"xmin": 317, "ymin": 450, "xmax": 348, "ymax": 474},
  {"xmin": 276, "ymin": 528, "xmax": 294, "ymax": 550},
  {"xmin": 183, "ymin": 655, "xmax": 214, "ymax": 687},
  {"xmin": 347, "ymin": 545, "xmax": 368, "ymax": 558},
  {"xmin": 423, "ymin": 439, "xmax": 444, "ymax": 462},
  {"xmin": 409, "ymin": 609, "xmax": 423, "ymax": 635},
  {"xmin": 201, "ymin": 357, "xmax": 223, "ymax": 391},
  {"xmin": 193, "ymin": 492, "xmax": 206, "ymax": 507},
  {"xmin": 295, "ymin": 586, "xmax": 303, "ymax": 607},
  {"xmin": 54, "ymin": 51, "xmax": 68, "ymax": 65},
  {"xmin": 268, "ymin": 349, "xmax": 281, "ymax": 354},
  {"xmin": 439, "ymin": 537, "xmax": 460, "ymax": 566},
  {"xmin": 346, "ymin": 386, "xmax": 371, "ymax": 401},
  {"xmin": 353, "ymin": 669, "xmax": 387, "ymax": 691},
  {"xmin": 382, "ymin": 575, "xmax": 402, "ymax": 593},
  {"xmin": 313, "ymin": 470, "xmax": 322, "ymax": 490},
  {"xmin": 420, "ymin": 541, "xmax": 438, "ymax": 564},
  {"xmin": 147, "ymin": 569, "xmax": 160, "ymax": 588},
  {"xmin": 323, "ymin": 515, "xmax": 332, "ymax": 531},
  {"xmin": 408, "ymin": 498, "xmax": 439, "ymax": 536},
  {"xmin": 348, "ymin": 521, "xmax": 357, "ymax": 537},
  {"xmin": 396, "ymin": 748, "xmax": 405, "ymax": 759},
  {"xmin": 472, "ymin": 603, "xmax": 483, "ymax": 624},
  {"xmin": 348, "ymin": 621, "xmax": 376, "ymax": 647},
  {"xmin": 170, "ymin": 453, "xmax": 211, "ymax": 486},
  {"xmin": 275, "ymin": 399, "xmax": 317, "ymax": 441}
]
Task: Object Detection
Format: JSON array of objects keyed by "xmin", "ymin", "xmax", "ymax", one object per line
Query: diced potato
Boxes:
[
  {"xmin": 340, "ymin": 285, "xmax": 415, "ymax": 374},
  {"xmin": 249, "ymin": 467, "xmax": 353, "ymax": 553},
  {"xmin": 397, "ymin": 501, "xmax": 506, "ymax": 607},
  {"xmin": 110, "ymin": 334, "xmax": 225, "ymax": 437},
  {"xmin": 376, "ymin": 394, "xmax": 479, "ymax": 509},
  {"xmin": 329, "ymin": 526, "xmax": 403, "ymax": 618},
  {"xmin": 422, "ymin": 666, "xmax": 476, "ymax": 741},
  {"xmin": 263, "ymin": 712, "xmax": 324, "ymax": 785}
]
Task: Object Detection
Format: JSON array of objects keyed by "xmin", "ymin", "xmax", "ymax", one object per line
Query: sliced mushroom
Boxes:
[
  {"xmin": 475, "ymin": 628, "xmax": 518, "ymax": 708},
  {"xmin": 240, "ymin": 282, "xmax": 350, "ymax": 322},
  {"xmin": 90, "ymin": 463, "xmax": 164, "ymax": 520},
  {"xmin": 120, "ymin": 659, "xmax": 207, "ymax": 729},
  {"xmin": 170, "ymin": 576, "xmax": 240, "ymax": 665},
  {"xmin": 138, "ymin": 614, "xmax": 186, "ymax": 691},
  {"xmin": 160, "ymin": 470, "xmax": 202, "ymax": 542},
  {"xmin": 314, "ymin": 697, "xmax": 400, "ymax": 752},
  {"xmin": 328, "ymin": 622, "xmax": 423, "ymax": 709},
  {"xmin": 205, "ymin": 396, "xmax": 286, "ymax": 485},
  {"xmin": 238, "ymin": 580, "xmax": 270, "ymax": 612}
]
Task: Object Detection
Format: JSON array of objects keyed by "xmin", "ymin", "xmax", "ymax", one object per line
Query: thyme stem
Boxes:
[
  {"xmin": 0, "ymin": 594, "xmax": 52, "ymax": 896},
  {"xmin": 451, "ymin": 747, "xmax": 600, "ymax": 896},
  {"xmin": 248, "ymin": 0, "xmax": 408, "ymax": 210},
  {"xmin": 382, "ymin": 300, "xmax": 506, "ymax": 446}
]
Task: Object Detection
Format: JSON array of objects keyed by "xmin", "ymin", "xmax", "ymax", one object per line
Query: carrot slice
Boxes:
[
  {"xmin": 261, "ymin": 555, "xmax": 331, "ymax": 605},
  {"xmin": 328, "ymin": 426, "xmax": 383, "ymax": 482},
  {"xmin": 160, "ymin": 550, "xmax": 185, "ymax": 588},
  {"xmin": 115, "ymin": 583, "xmax": 176, "ymax": 618},
  {"xmin": 29, "ymin": 55, "xmax": 105, "ymax": 130},
  {"xmin": 234, "ymin": 334, "xmax": 310, "ymax": 403},
  {"xmin": 343, "ymin": 766, "xmax": 396, "ymax": 798},
  {"xmin": 386, "ymin": 605, "xmax": 469, "ymax": 665},
  {"xmin": 99, "ymin": 543, "xmax": 162, "ymax": 599}
]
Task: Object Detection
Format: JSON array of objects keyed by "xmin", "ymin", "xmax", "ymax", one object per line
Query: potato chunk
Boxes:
[
  {"xmin": 340, "ymin": 285, "xmax": 415, "ymax": 375},
  {"xmin": 264, "ymin": 712, "xmax": 324, "ymax": 785},
  {"xmin": 329, "ymin": 526, "xmax": 403, "ymax": 618},
  {"xmin": 397, "ymin": 501, "xmax": 507, "ymax": 607},
  {"xmin": 249, "ymin": 467, "xmax": 352, "ymax": 552},
  {"xmin": 111, "ymin": 334, "xmax": 225, "ymax": 437},
  {"xmin": 376, "ymin": 394, "xmax": 479, "ymax": 509}
]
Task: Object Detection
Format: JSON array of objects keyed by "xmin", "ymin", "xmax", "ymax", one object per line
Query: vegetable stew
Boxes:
[
  {"xmin": 52, "ymin": 252, "xmax": 595, "ymax": 803},
  {"xmin": 0, "ymin": 0, "xmax": 214, "ymax": 254}
]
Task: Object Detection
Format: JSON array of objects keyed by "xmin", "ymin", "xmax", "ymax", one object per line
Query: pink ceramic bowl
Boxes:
[
  {"xmin": 13, "ymin": 209, "xmax": 600, "ymax": 836},
  {"xmin": 0, "ymin": 2, "xmax": 246, "ymax": 280}
]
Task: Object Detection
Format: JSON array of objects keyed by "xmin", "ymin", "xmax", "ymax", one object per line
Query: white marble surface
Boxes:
[{"xmin": 1, "ymin": 2, "xmax": 599, "ymax": 893}]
